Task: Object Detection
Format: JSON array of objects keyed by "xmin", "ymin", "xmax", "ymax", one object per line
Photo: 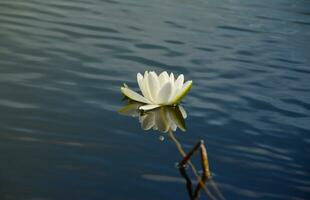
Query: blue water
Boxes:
[{"xmin": 0, "ymin": 0, "xmax": 310, "ymax": 199}]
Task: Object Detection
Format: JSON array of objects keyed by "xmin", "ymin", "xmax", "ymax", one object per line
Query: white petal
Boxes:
[
  {"xmin": 158, "ymin": 71, "xmax": 169, "ymax": 87},
  {"xmin": 170, "ymin": 80, "xmax": 193, "ymax": 104},
  {"xmin": 175, "ymin": 74, "xmax": 184, "ymax": 89},
  {"xmin": 169, "ymin": 73, "xmax": 176, "ymax": 98},
  {"xmin": 121, "ymin": 87, "xmax": 152, "ymax": 104},
  {"xmin": 144, "ymin": 71, "xmax": 148, "ymax": 77},
  {"xmin": 137, "ymin": 73, "xmax": 143, "ymax": 91},
  {"xmin": 139, "ymin": 104, "xmax": 160, "ymax": 111},
  {"xmin": 178, "ymin": 105, "xmax": 187, "ymax": 119},
  {"xmin": 142, "ymin": 72, "xmax": 154, "ymax": 102},
  {"xmin": 148, "ymin": 71, "xmax": 160, "ymax": 102},
  {"xmin": 140, "ymin": 114, "xmax": 155, "ymax": 130},
  {"xmin": 167, "ymin": 106, "xmax": 186, "ymax": 132},
  {"xmin": 137, "ymin": 73, "xmax": 149, "ymax": 100},
  {"xmin": 168, "ymin": 85, "xmax": 178, "ymax": 103},
  {"xmin": 170, "ymin": 73, "xmax": 175, "ymax": 83},
  {"xmin": 156, "ymin": 82, "xmax": 173, "ymax": 104},
  {"xmin": 154, "ymin": 108, "xmax": 169, "ymax": 132},
  {"xmin": 137, "ymin": 73, "xmax": 143, "ymax": 86}
]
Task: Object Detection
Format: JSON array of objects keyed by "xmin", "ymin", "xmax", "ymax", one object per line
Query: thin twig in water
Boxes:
[
  {"xmin": 168, "ymin": 130, "xmax": 217, "ymax": 200},
  {"xmin": 168, "ymin": 130, "xmax": 226, "ymax": 200}
]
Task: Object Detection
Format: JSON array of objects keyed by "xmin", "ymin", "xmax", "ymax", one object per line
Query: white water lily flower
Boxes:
[{"xmin": 121, "ymin": 71, "xmax": 193, "ymax": 111}]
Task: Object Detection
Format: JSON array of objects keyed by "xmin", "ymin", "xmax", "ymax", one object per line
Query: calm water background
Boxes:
[{"xmin": 1, "ymin": 0, "xmax": 310, "ymax": 199}]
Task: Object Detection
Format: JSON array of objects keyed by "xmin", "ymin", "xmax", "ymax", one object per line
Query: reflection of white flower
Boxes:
[
  {"xmin": 118, "ymin": 102, "xmax": 187, "ymax": 133},
  {"xmin": 139, "ymin": 106, "xmax": 187, "ymax": 133},
  {"xmin": 121, "ymin": 71, "xmax": 192, "ymax": 111}
]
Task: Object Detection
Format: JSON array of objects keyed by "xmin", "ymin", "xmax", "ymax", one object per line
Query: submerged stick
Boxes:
[
  {"xmin": 179, "ymin": 140, "xmax": 202, "ymax": 167},
  {"xmin": 178, "ymin": 139, "xmax": 211, "ymax": 179},
  {"xmin": 168, "ymin": 130, "xmax": 217, "ymax": 200},
  {"xmin": 169, "ymin": 130, "xmax": 226, "ymax": 200},
  {"xmin": 200, "ymin": 142, "xmax": 226, "ymax": 200},
  {"xmin": 200, "ymin": 141, "xmax": 211, "ymax": 178}
]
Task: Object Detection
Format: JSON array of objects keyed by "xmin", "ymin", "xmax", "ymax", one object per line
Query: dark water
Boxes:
[{"xmin": 1, "ymin": 0, "xmax": 310, "ymax": 199}]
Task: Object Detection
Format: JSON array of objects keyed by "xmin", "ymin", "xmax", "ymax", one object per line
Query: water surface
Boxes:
[{"xmin": 1, "ymin": 0, "xmax": 310, "ymax": 199}]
